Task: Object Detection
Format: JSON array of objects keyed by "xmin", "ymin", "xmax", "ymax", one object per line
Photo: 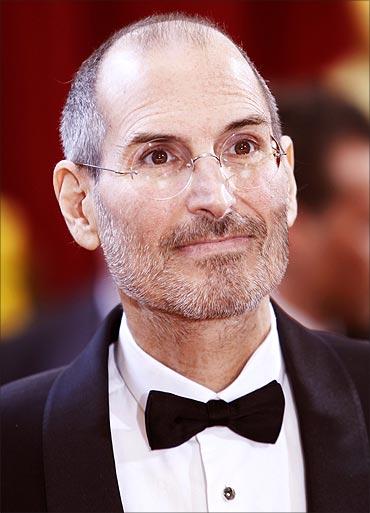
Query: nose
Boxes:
[{"xmin": 185, "ymin": 154, "xmax": 236, "ymax": 219}]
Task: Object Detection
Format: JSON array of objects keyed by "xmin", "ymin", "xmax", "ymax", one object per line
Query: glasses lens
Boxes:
[
  {"xmin": 129, "ymin": 140, "xmax": 193, "ymax": 200},
  {"xmin": 220, "ymin": 132, "xmax": 280, "ymax": 191}
]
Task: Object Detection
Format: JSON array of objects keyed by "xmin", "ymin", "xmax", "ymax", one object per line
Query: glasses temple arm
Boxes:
[{"xmin": 74, "ymin": 162, "xmax": 137, "ymax": 178}]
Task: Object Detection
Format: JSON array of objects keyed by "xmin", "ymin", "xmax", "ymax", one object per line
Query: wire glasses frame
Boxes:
[{"xmin": 75, "ymin": 134, "xmax": 286, "ymax": 201}]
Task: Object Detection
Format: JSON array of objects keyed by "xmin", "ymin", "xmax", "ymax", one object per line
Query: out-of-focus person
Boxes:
[{"xmin": 274, "ymin": 87, "xmax": 369, "ymax": 338}]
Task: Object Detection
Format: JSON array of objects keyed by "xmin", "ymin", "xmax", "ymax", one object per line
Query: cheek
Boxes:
[
  {"xmin": 261, "ymin": 159, "xmax": 290, "ymax": 199},
  {"xmin": 117, "ymin": 194, "xmax": 172, "ymax": 244},
  {"xmin": 96, "ymin": 177, "xmax": 185, "ymax": 244},
  {"xmin": 97, "ymin": 176, "xmax": 141, "ymax": 219},
  {"xmin": 237, "ymin": 176, "xmax": 288, "ymax": 222}
]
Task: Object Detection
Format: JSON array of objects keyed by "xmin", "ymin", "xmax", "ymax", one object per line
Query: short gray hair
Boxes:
[{"xmin": 60, "ymin": 13, "xmax": 281, "ymax": 179}]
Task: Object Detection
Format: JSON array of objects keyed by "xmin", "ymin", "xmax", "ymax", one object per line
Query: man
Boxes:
[
  {"xmin": 2, "ymin": 14, "xmax": 369, "ymax": 513},
  {"xmin": 275, "ymin": 87, "xmax": 369, "ymax": 339}
]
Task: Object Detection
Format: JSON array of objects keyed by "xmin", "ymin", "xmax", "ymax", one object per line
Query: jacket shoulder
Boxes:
[
  {"xmin": 274, "ymin": 300, "xmax": 369, "ymax": 384},
  {"xmin": 1, "ymin": 368, "xmax": 63, "ymax": 512},
  {"xmin": 2, "ymin": 367, "xmax": 63, "ymax": 430},
  {"xmin": 313, "ymin": 329, "xmax": 370, "ymax": 437},
  {"xmin": 274, "ymin": 302, "xmax": 370, "ymax": 438},
  {"xmin": 314, "ymin": 329, "xmax": 370, "ymax": 383}
]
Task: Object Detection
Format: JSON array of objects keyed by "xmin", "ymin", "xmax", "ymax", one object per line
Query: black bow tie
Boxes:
[{"xmin": 145, "ymin": 380, "xmax": 285, "ymax": 450}]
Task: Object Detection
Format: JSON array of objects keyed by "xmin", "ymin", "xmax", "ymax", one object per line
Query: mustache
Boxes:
[{"xmin": 159, "ymin": 211, "xmax": 268, "ymax": 250}]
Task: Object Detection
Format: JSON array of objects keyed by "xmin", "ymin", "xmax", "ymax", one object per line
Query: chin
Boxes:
[{"xmin": 148, "ymin": 265, "xmax": 273, "ymax": 321}]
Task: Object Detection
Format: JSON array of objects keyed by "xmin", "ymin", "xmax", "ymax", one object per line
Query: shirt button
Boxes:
[{"xmin": 223, "ymin": 486, "xmax": 236, "ymax": 501}]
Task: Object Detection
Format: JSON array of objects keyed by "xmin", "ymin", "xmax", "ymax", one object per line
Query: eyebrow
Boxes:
[
  {"xmin": 221, "ymin": 115, "xmax": 270, "ymax": 135},
  {"xmin": 123, "ymin": 132, "xmax": 185, "ymax": 148},
  {"xmin": 120, "ymin": 115, "xmax": 270, "ymax": 149}
]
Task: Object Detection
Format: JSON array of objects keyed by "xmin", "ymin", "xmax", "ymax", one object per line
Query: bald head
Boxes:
[{"xmin": 60, "ymin": 13, "xmax": 281, "ymax": 178}]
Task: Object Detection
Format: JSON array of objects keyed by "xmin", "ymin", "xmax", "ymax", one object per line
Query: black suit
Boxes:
[{"xmin": 1, "ymin": 304, "xmax": 369, "ymax": 513}]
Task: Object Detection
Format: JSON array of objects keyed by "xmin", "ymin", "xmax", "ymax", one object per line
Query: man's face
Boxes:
[{"xmin": 93, "ymin": 35, "xmax": 295, "ymax": 320}]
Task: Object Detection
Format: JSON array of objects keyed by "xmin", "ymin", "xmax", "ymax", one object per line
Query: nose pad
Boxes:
[
  {"xmin": 186, "ymin": 153, "xmax": 236, "ymax": 218},
  {"xmin": 192, "ymin": 152, "xmax": 221, "ymax": 167},
  {"xmin": 192, "ymin": 153, "xmax": 235, "ymax": 192},
  {"xmin": 219, "ymin": 166, "xmax": 237, "ymax": 193}
]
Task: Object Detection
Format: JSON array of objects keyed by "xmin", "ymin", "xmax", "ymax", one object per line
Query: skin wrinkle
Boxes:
[
  {"xmin": 98, "ymin": 40, "xmax": 271, "ymax": 172},
  {"xmin": 95, "ymin": 182, "xmax": 289, "ymax": 385},
  {"xmin": 59, "ymin": 17, "xmax": 281, "ymax": 181},
  {"xmin": 100, "ymin": 73, "xmax": 271, "ymax": 159},
  {"xmin": 106, "ymin": 102, "xmax": 269, "ymax": 164},
  {"xmin": 114, "ymin": 117, "xmax": 270, "ymax": 163},
  {"xmin": 122, "ymin": 289, "xmax": 270, "ymax": 385},
  {"xmin": 56, "ymin": 29, "xmax": 296, "ymax": 391},
  {"xmin": 96, "ymin": 194, "xmax": 288, "ymax": 320}
]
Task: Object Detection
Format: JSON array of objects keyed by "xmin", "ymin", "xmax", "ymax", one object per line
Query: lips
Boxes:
[
  {"xmin": 176, "ymin": 234, "xmax": 252, "ymax": 249},
  {"xmin": 175, "ymin": 235, "xmax": 252, "ymax": 256}
]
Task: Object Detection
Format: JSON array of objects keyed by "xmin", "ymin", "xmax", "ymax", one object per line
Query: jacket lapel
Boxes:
[
  {"xmin": 274, "ymin": 304, "xmax": 370, "ymax": 513},
  {"xmin": 43, "ymin": 304, "xmax": 124, "ymax": 513}
]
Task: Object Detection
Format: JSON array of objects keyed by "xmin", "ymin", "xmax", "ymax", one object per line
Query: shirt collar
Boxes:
[{"xmin": 115, "ymin": 302, "xmax": 284, "ymax": 411}]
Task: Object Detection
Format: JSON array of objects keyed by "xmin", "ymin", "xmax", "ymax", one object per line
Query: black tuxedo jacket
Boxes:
[{"xmin": 2, "ymin": 304, "xmax": 369, "ymax": 513}]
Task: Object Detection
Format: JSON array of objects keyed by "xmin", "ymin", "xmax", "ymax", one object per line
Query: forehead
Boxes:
[{"xmin": 97, "ymin": 33, "xmax": 270, "ymax": 144}]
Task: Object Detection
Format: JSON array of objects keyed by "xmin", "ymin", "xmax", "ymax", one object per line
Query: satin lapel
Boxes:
[
  {"xmin": 43, "ymin": 304, "xmax": 124, "ymax": 513},
  {"xmin": 274, "ymin": 304, "xmax": 370, "ymax": 513}
]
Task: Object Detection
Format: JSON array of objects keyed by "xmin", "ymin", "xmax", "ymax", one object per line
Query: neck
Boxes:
[{"xmin": 120, "ymin": 294, "xmax": 272, "ymax": 392}]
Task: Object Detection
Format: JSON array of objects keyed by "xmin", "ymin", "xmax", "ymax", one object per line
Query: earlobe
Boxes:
[
  {"xmin": 280, "ymin": 136, "xmax": 297, "ymax": 227},
  {"xmin": 53, "ymin": 160, "xmax": 100, "ymax": 250}
]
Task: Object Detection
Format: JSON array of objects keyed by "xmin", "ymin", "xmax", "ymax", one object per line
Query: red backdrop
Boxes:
[{"xmin": 1, "ymin": 0, "xmax": 360, "ymax": 303}]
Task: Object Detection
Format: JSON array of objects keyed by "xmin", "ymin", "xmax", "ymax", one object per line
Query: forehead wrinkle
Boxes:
[
  {"xmin": 106, "ymin": 95, "xmax": 273, "ymax": 154},
  {"xmin": 120, "ymin": 83, "xmax": 269, "ymax": 127},
  {"xmin": 215, "ymin": 90, "xmax": 269, "ymax": 113},
  {"xmin": 103, "ymin": 96, "xmax": 167, "ymax": 145},
  {"xmin": 222, "ymin": 79, "xmax": 270, "ymax": 116},
  {"xmin": 105, "ymin": 92, "xmax": 270, "ymax": 141},
  {"xmin": 116, "ymin": 112, "xmax": 271, "ymax": 156},
  {"xmin": 99, "ymin": 39, "xmax": 272, "ymax": 153}
]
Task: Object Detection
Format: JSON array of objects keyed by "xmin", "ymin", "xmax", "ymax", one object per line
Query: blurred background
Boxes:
[{"xmin": 1, "ymin": 1, "xmax": 368, "ymax": 382}]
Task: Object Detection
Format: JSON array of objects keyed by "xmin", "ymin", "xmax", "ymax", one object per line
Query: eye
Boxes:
[
  {"xmin": 233, "ymin": 139, "xmax": 256, "ymax": 155},
  {"xmin": 148, "ymin": 149, "xmax": 168, "ymax": 165},
  {"xmin": 142, "ymin": 147, "xmax": 176, "ymax": 166}
]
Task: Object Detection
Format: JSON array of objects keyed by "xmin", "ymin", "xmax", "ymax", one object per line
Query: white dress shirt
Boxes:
[{"xmin": 108, "ymin": 304, "xmax": 306, "ymax": 512}]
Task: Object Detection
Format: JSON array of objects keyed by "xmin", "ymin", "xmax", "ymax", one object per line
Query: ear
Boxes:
[
  {"xmin": 280, "ymin": 135, "xmax": 297, "ymax": 227},
  {"xmin": 53, "ymin": 160, "xmax": 100, "ymax": 250}
]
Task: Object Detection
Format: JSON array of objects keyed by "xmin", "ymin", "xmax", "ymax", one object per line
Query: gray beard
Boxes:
[{"xmin": 95, "ymin": 193, "xmax": 289, "ymax": 320}]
